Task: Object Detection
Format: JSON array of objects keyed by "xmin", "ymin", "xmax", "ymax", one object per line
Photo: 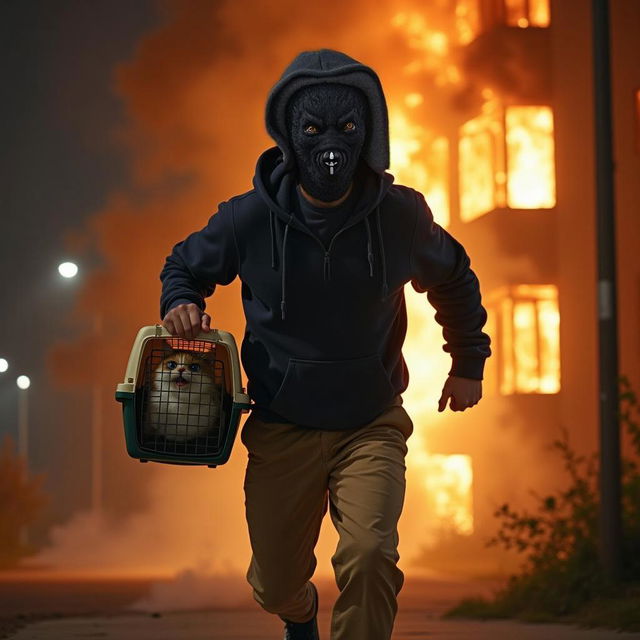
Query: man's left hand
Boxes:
[{"xmin": 438, "ymin": 375, "xmax": 482, "ymax": 412}]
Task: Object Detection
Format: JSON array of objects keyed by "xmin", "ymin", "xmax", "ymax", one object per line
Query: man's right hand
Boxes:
[{"xmin": 162, "ymin": 303, "xmax": 211, "ymax": 338}]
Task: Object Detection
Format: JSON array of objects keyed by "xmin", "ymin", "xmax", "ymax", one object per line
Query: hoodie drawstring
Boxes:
[
  {"xmin": 280, "ymin": 214, "xmax": 293, "ymax": 320},
  {"xmin": 364, "ymin": 217, "xmax": 374, "ymax": 277},
  {"xmin": 269, "ymin": 209, "xmax": 277, "ymax": 269},
  {"xmin": 269, "ymin": 205, "xmax": 389, "ymax": 320},
  {"xmin": 375, "ymin": 205, "xmax": 389, "ymax": 301}
]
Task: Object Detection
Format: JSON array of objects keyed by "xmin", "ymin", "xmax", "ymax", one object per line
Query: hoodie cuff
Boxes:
[{"xmin": 448, "ymin": 356, "xmax": 486, "ymax": 381}]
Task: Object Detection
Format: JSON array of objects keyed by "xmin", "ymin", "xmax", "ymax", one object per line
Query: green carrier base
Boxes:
[{"xmin": 116, "ymin": 390, "xmax": 252, "ymax": 468}]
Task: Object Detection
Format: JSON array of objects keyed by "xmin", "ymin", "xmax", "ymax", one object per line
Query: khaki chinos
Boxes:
[{"xmin": 240, "ymin": 394, "xmax": 413, "ymax": 640}]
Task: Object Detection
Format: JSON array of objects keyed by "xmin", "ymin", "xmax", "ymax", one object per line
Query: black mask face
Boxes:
[{"xmin": 285, "ymin": 83, "xmax": 368, "ymax": 202}]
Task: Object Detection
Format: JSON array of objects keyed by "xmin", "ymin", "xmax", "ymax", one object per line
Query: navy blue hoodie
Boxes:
[{"xmin": 159, "ymin": 49, "xmax": 491, "ymax": 430}]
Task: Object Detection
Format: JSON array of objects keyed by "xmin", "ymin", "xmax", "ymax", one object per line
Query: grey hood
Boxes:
[{"xmin": 265, "ymin": 48, "xmax": 390, "ymax": 173}]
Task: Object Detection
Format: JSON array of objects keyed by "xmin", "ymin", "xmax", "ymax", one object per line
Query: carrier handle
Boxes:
[
  {"xmin": 151, "ymin": 325, "xmax": 254, "ymax": 409},
  {"xmin": 153, "ymin": 324, "xmax": 221, "ymax": 341}
]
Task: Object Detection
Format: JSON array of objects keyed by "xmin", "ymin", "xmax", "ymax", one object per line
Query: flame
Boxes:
[
  {"xmin": 505, "ymin": 0, "xmax": 551, "ymax": 28},
  {"xmin": 487, "ymin": 285, "xmax": 560, "ymax": 395},
  {"xmin": 455, "ymin": 0, "xmax": 550, "ymax": 41},
  {"xmin": 388, "ymin": 6, "xmax": 484, "ymax": 549},
  {"xmin": 506, "ymin": 106, "xmax": 556, "ymax": 209},
  {"xmin": 391, "ymin": 10, "xmax": 462, "ymax": 85},
  {"xmin": 459, "ymin": 112, "xmax": 502, "ymax": 222},
  {"xmin": 459, "ymin": 102, "xmax": 555, "ymax": 219},
  {"xmin": 389, "ymin": 109, "xmax": 450, "ymax": 227},
  {"xmin": 427, "ymin": 454, "xmax": 473, "ymax": 533},
  {"xmin": 455, "ymin": 0, "xmax": 481, "ymax": 44}
]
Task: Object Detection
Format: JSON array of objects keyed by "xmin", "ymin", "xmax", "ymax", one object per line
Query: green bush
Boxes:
[{"xmin": 445, "ymin": 374, "xmax": 640, "ymax": 628}]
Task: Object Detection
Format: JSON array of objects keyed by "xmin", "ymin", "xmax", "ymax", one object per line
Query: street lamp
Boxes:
[
  {"xmin": 58, "ymin": 261, "xmax": 79, "ymax": 279},
  {"xmin": 16, "ymin": 374, "xmax": 30, "ymax": 547},
  {"xmin": 16, "ymin": 375, "xmax": 30, "ymax": 464},
  {"xmin": 0, "ymin": 358, "xmax": 8, "ymax": 373},
  {"xmin": 57, "ymin": 261, "xmax": 103, "ymax": 518}
]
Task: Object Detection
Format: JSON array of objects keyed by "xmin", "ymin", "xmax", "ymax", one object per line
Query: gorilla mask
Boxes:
[{"xmin": 285, "ymin": 83, "xmax": 368, "ymax": 203}]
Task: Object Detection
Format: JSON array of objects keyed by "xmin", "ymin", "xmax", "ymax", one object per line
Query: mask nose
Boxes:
[{"xmin": 320, "ymin": 149, "xmax": 343, "ymax": 176}]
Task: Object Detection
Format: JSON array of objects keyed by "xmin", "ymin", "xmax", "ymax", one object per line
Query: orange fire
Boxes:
[
  {"xmin": 385, "ymin": 10, "xmax": 478, "ymax": 547},
  {"xmin": 459, "ymin": 101, "xmax": 556, "ymax": 220},
  {"xmin": 457, "ymin": 0, "xmax": 550, "ymax": 35},
  {"xmin": 39, "ymin": 1, "xmax": 564, "ymax": 582},
  {"xmin": 506, "ymin": 106, "xmax": 556, "ymax": 209},
  {"xmin": 486, "ymin": 284, "xmax": 560, "ymax": 395},
  {"xmin": 505, "ymin": 0, "xmax": 551, "ymax": 28},
  {"xmin": 389, "ymin": 108, "xmax": 450, "ymax": 227}
]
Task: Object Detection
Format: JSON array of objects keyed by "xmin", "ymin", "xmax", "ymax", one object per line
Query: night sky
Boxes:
[{"xmin": 1, "ymin": 0, "xmax": 160, "ymax": 539}]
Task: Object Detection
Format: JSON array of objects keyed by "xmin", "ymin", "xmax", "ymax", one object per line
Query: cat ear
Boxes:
[
  {"xmin": 159, "ymin": 340, "xmax": 175, "ymax": 355},
  {"xmin": 200, "ymin": 352, "xmax": 217, "ymax": 365}
]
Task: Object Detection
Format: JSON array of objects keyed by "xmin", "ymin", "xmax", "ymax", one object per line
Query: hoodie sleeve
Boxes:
[
  {"xmin": 159, "ymin": 199, "xmax": 239, "ymax": 320},
  {"xmin": 410, "ymin": 190, "xmax": 492, "ymax": 380}
]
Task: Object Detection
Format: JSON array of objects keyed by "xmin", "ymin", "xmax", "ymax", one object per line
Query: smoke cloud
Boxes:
[{"xmin": 35, "ymin": 0, "xmax": 559, "ymax": 603}]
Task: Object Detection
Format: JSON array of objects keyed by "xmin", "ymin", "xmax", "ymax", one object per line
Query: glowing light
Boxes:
[
  {"xmin": 17, "ymin": 375, "xmax": 31, "ymax": 390},
  {"xmin": 402, "ymin": 287, "xmax": 476, "ymax": 540},
  {"xmin": 391, "ymin": 11, "xmax": 462, "ymax": 86},
  {"xmin": 514, "ymin": 301, "xmax": 539, "ymax": 393},
  {"xmin": 424, "ymin": 454, "xmax": 474, "ymax": 533},
  {"xmin": 389, "ymin": 109, "xmax": 450, "ymax": 227},
  {"xmin": 506, "ymin": 106, "xmax": 556, "ymax": 209},
  {"xmin": 529, "ymin": 0, "xmax": 551, "ymax": 27},
  {"xmin": 456, "ymin": 0, "xmax": 481, "ymax": 44},
  {"xmin": 459, "ymin": 110, "xmax": 505, "ymax": 221},
  {"xmin": 58, "ymin": 262, "xmax": 79, "ymax": 279},
  {"xmin": 538, "ymin": 300, "xmax": 561, "ymax": 393},
  {"xmin": 404, "ymin": 93, "xmax": 424, "ymax": 108},
  {"xmin": 505, "ymin": 0, "xmax": 550, "ymax": 27},
  {"xmin": 486, "ymin": 285, "xmax": 560, "ymax": 395},
  {"xmin": 0, "ymin": 358, "xmax": 8, "ymax": 373},
  {"xmin": 459, "ymin": 103, "xmax": 556, "ymax": 219}
]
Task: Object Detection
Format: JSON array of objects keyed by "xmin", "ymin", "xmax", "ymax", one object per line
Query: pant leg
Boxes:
[
  {"xmin": 325, "ymin": 403, "xmax": 414, "ymax": 640},
  {"xmin": 241, "ymin": 411, "xmax": 328, "ymax": 623}
]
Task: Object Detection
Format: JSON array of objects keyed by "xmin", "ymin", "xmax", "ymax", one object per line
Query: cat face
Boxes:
[
  {"xmin": 145, "ymin": 346, "xmax": 222, "ymax": 443},
  {"xmin": 151, "ymin": 349, "xmax": 218, "ymax": 394}
]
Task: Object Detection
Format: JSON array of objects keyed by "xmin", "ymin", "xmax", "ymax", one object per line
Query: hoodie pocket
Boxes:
[{"xmin": 268, "ymin": 354, "xmax": 396, "ymax": 430}]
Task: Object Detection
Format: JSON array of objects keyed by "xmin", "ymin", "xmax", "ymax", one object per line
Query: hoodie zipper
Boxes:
[
  {"xmin": 293, "ymin": 209, "xmax": 376, "ymax": 281},
  {"xmin": 289, "ymin": 177, "xmax": 386, "ymax": 280}
]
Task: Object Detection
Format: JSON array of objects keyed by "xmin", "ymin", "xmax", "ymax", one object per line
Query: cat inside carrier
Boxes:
[{"xmin": 116, "ymin": 325, "xmax": 252, "ymax": 468}]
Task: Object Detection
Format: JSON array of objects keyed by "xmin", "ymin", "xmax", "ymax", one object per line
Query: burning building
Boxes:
[{"xmin": 379, "ymin": 0, "xmax": 640, "ymax": 572}]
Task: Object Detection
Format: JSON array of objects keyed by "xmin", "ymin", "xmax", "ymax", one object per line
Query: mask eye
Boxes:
[
  {"xmin": 188, "ymin": 363, "xmax": 201, "ymax": 372},
  {"xmin": 166, "ymin": 361, "xmax": 177, "ymax": 370},
  {"xmin": 304, "ymin": 124, "xmax": 319, "ymax": 134},
  {"xmin": 343, "ymin": 121, "xmax": 356, "ymax": 132}
]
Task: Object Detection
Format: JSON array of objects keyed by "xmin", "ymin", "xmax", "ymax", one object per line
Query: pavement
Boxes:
[
  {"xmin": 7, "ymin": 609, "xmax": 640, "ymax": 639},
  {"xmin": 2, "ymin": 572, "xmax": 639, "ymax": 639}
]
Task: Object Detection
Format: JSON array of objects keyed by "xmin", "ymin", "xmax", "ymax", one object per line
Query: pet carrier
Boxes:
[{"xmin": 115, "ymin": 325, "xmax": 252, "ymax": 468}]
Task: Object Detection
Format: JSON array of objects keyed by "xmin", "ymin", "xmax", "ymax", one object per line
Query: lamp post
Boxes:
[
  {"xmin": 592, "ymin": 0, "xmax": 622, "ymax": 584},
  {"xmin": 58, "ymin": 261, "xmax": 102, "ymax": 518},
  {"xmin": 16, "ymin": 374, "xmax": 30, "ymax": 546}
]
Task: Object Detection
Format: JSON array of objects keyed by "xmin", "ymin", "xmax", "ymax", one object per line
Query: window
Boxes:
[
  {"xmin": 459, "ymin": 102, "xmax": 556, "ymax": 221},
  {"xmin": 423, "ymin": 454, "xmax": 473, "ymax": 534},
  {"xmin": 504, "ymin": 0, "xmax": 550, "ymax": 28},
  {"xmin": 456, "ymin": 0, "xmax": 550, "ymax": 41},
  {"xmin": 485, "ymin": 284, "xmax": 560, "ymax": 394}
]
